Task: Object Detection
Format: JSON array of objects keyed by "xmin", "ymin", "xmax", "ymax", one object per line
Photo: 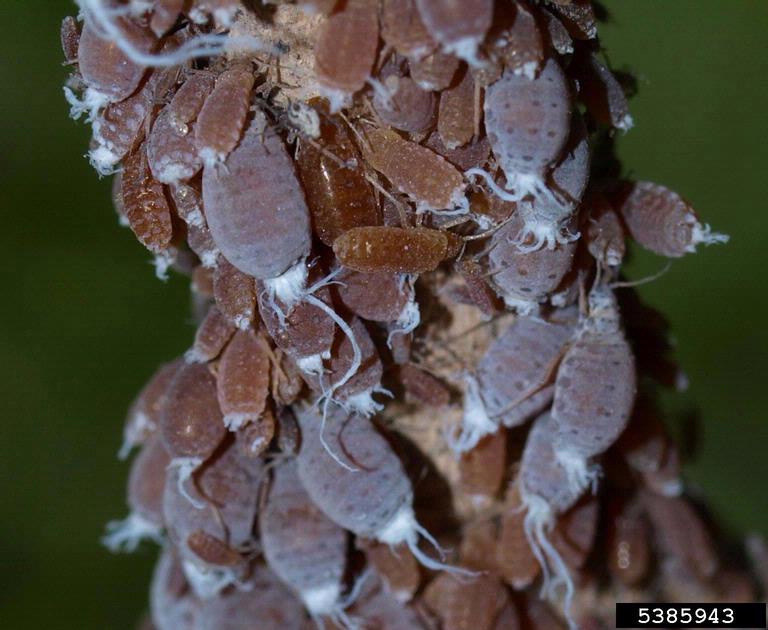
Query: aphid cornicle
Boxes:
[
  {"xmin": 260, "ymin": 460, "xmax": 349, "ymax": 622},
  {"xmin": 612, "ymin": 180, "xmax": 728, "ymax": 257},
  {"xmin": 415, "ymin": 0, "xmax": 493, "ymax": 67},
  {"xmin": 203, "ymin": 113, "xmax": 312, "ymax": 282}
]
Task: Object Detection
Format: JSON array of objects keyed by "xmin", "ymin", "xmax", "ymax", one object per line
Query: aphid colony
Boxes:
[{"xmin": 61, "ymin": 1, "xmax": 762, "ymax": 629}]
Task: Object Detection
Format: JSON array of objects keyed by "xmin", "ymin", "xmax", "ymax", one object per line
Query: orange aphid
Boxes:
[
  {"xmin": 498, "ymin": 483, "xmax": 541, "ymax": 589},
  {"xmin": 363, "ymin": 128, "xmax": 467, "ymax": 211},
  {"xmin": 455, "ymin": 259, "xmax": 502, "ymax": 317},
  {"xmin": 213, "ymin": 257, "xmax": 256, "ymax": 330},
  {"xmin": 460, "ymin": 520, "xmax": 500, "ymax": 572},
  {"xmin": 185, "ymin": 306, "xmax": 236, "ymax": 364},
  {"xmin": 195, "ymin": 65, "xmax": 254, "ymax": 166},
  {"xmin": 333, "ymin": 226, "xmax": 451, "ymax": 274},
  {"xmin": 120, "ymin": 145, "xmax": 173, "ymax": 254},
  {"xmin": 575, "ymin": 52, "xmax": 633, "ymax": 131},
  {"xmin": 459, "ymin": 430, "xmax": 507, "ymax": 502},
  {"xmin": 438, "ymin": 67, "xmax": 476, "ymax": 150},
  {"xmin": 216, "ymin": 330, "xmax": 271, "ymax": 431},
  {"xmin": 410, "ymin": 50, "xmax": 460, "ymax": 91},
  {"xmin": 273, "ymin": 356, "xmax": 305, "ymax": 407},
  {"xmin": 191, "ymin": 265, "xmax": 214, "ymax": 298},
  {"xmin": 358, "ymin": 540, "xmax": 421, "ymax": 602},
  {"xmin": 294, "ymin": 111, "xmax": 379, "ymax": 247},
  {"xmin": 314, "ymin": 0, "xmax": 379, "ymax": 110},
  {"xmin": 398, "ymin": 364, "xmax": 451, "ymax": 406}
]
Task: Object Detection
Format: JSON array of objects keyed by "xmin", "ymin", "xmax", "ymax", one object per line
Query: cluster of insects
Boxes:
[{"xmin": 62, "ymin": 1, "xmax": 763, "ymax": 629}]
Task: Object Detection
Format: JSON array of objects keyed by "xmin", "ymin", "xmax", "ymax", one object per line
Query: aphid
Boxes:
[
  {"xmin": 459, "ymin": 520, "xmax": 498, "ymax": 572},
  {"xmin": 358, "ymin": 540, "xmax": 421, "ymax": 603},
  {"xmin": 149, "ymin": 548, "xmax": 200, "ymax": 630},
  {"xmin": 424, "ymin": 573, "xmax": 507, "ymax": 630},
  {"xmin": 380, "ymin": 0, "xmax": 437, "ymax": 60},
  {"xmin": 469, "ymin": 58, "xmax": 572, "ymax": 229},
  {"xmin": 260, "ymin": 460, "xmax": 349, "ymax": 623},
  {"xmin": 194, "ymin": 565, "xmax": 307, "ymax": 630},
  {"xmin": 551, "ymin": 285, "xmax": 636, "ymax": 493},
  {"xmin": 203, "ymin": 114, "xmax": 312, "ymax": 283},
  {"xmin": 548, "ymin": 0, "xmax": 597, "ymax": 40},
  {"xmin": 455, "ymin": 260, "xmax": 503, "ymax": 317},
  {"xmin": 551, "ymin": 495, "xmax": 599, "ymax": 570},
  {"xmin": 150, "ymin": 0, "xmax": 185, "ymax": 37},
  {"xmin": 187, "ymin": 223, "xmax": 220, "ymax": 268},
  {"xmin": 409, "ymin": 50, "xmax": 460, "ymax": 91},
  {"xmin": 314, "ymin": 0, "xmax": 379, "ymax": 111},
  {"xmin": 273, "ymin": 356, "xmax": 305, "ymax": 408},
  {"xmin": 336, "ymin": 269, "xmax": 413, "ymax": 323},
  {"xmin": 103, "ymin": 435, "xmax": 170, "ymax": 551},
  {"xmin": 160, "ymin": 362, "xmax": 227, "ymax": 507},
  {"xmin": 148, "ymin": 72, "xmax": 216, "ymax": 184},
  {"xmin": 398, "ymin": 363, "xmax": 451, "ymax": 407},
  {"xmin": 415, "ymin": 0, "xmax": 493, "ymax": 67},
  {"xmin": 424, "ymin": 131, "xmax": 491, "ymax": 172},
  {"xmin": 334, "ymin": 226, "xmax": 454, "ymax": 274},
  {"xmin": 195, "ymin": 65, "xmax": 254, "ymax": 166},
  {"xmin": 585, "ymin": 192, "xmax": 625, "ymax": 267},
  {"xmin": 612, "ymin": 181, "xmax": 728, "ymax": 257},
  {"xmin": 541, "ymin": 10, "xmax": 574, "ymax": 55},
  {"xmin": 121, "ymin": 145, "xmax": 174, "ymax": 254},
  {"xmin": 294, "ymin": 112, "xmax": 380, "ymax": 247},
  {"xmin": 487, "ymin": 211, "xmax": 578, "ymax": 312},
  {"xmin": 641, "ymin": 491, "xmax": 719, "ymax": 580},
  {"xmin": 170, "ymin": 183, "xmax": 205, "ymax": 229},
  {"xmin": 77, "ymin": 19, "xmax": 153, "ymax": 103},
  {"xmin": 185, "ymin": 306, "xmax": 235, "ymax": 364},
  {"xmin": 120, "ymin": 357, "xmax": 183, "ymax": 459},
  {"xmin": 363, "ymin": 128, "xmax": 467, "ymax": 212},
  {"xmin": 192, "ymin": 265, "xmax": 215, "ymax": 299},
  {"xmin": 388, "ymin": 327, "xmax": 413, "ymax": 365},
  {"xmin": 438, "ymin": 67, "xmax": 475, "ymax": 150},
  {"xmin": 213, "ymin": 257, "xmax": 256, "ymax": 330},
  {"xmin": 574, "ymin": 52, "xmax": 633, "ymax": 131},
  {"xmin": 606, "ymin": 498, "xmax": 651, "ymax": 587},
  {"xmin": 373, "ymin": 74, "xmax": 437, "ymax": 135},
  {"xmin": 498, "ymin": 484, "xmax": 541, "ymax": 590},
  {"xmin": 458, "ymin": 430, "xmax": 507, "ymax": 504},
  {"xmin": 60, "ymin": 16, "xmax": 80, "ymax": 64},
  {"xmin": 236, "ymin": 405, "xmax": 275, "ymax": 458},
  {"xmin": 216, "ymin": 330, "xmax": 271, "ymax": 430},
  {"xmin": 549, "ymin": 244, "xmax": 594, "ymax": 308},
  {"xmin": 295, "ymin": 407, "xmax": 471, "ymax": 574},
  {"xmin": 494, "ymin": 1, "xmax": 544, "ymax": 79},
  {"xmin": 348, "ymin": 581, "xmax": 428, "ymax": 629}
]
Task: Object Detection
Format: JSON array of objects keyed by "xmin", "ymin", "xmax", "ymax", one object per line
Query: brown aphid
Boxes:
[
  {"xmin": 185, "ymin": 306, "xmax": 236, "ymax": 364},
  {"xmin": 169, "ymin": 183, "xmax": 205, "ymax": 229},
  {"xmin": 359, "ymin": 540, "xmax": 421, "ymax": 603},
  {"xmin": 606, "ymin": 498, "xmax": 651, "ymax": 587},
  {"xmin": 169, "ymin": 72, "xmax": 216, "ymax": 127},
  {"xmin": 373, "ymin": 74, "xmax": 437, "ymax": 134},
  {"xmin": 60, "ymin": 16, "xmax": 80, "ymax": 64},
  {"xmin": 549, "ymin": 0, "xmax": 597, "ymax": 40},
  {"xmin": 415, "ymin": 0, "xmax": 493, "ymax": 67},
  {"xmin": 236, "ymin": 406, "xmax": 275, "ymax": 458},
  {"xmin": 216, "ymin": 330, "xmax": 271, "ymax": 431},
  {"xmin": 336, "ymin": 269, "xmax": 411, "ymax": 322},
  {"xmin": 191, "ymin": 265, "xmax": 215, "ymax": 298},
  {"xmin": 541, "ymin": 10, "xmax": 574, "ymax": 55},
  {"xmin": 273, "ymin": 355, "xmax": 305, "ymax": 407},
  {"xmin": 585, "ymin": 192, "xmax": 625, "ymax": 267},
  {"xmin": 276, "ymin": 407, "xmax": 301, "ymax": 454},
  {"xmin": 121, "ymin": 145, "xmax": 173, "ymax": 254},
  {"xmin": 424, "ymin": 131, "xmax": 491, "ymax": 172},
  {"xmin": 150, "ymin": 0, "xmax": 185, "ymax": 37},
  {"xmin": 459, "ymin": 430, "xmax": 507, "ymax": 503},
  {"xmin": 521, "ymin": 596, "xmax": 567, "ymax": 630},
  {"xmin": 91, "ymin": 85, "xmax": 152, "ymax": 174},
  {"xmin": 160, "ymin": 362, "xmax": 226, "ymax": 462},
  {"xmin": 398, "ymin": 364, "xmax": 451, "ymax": 406},
  {"xmin": 641, "ymin": 444, "xmax": 683, "ymax": 497},
  {"xmin": 195, "ymin": 65, "xmax": 254, "ymax": 166},
  {"xmin": 213, "ymin": 257, "xmax": 256, "ymax": 330},
  {"xmin": 496, "ymin": 1, "xmax": 544, "ymax": 79},
  {"xmin": 334, "ymin": 226, "xmax": 451, "ymax": 274},
  {"xmin": 612, "ymin": 181, "xmax": 728, "ymax": 257},
  {"xmin": 456, "ymin": 260, "xmax": 502, "ymax": 317},
  {"xmin": 186, "ymin": 530, "xmax": 242, "ymax": 567},
  {"xmin": 498, "ymin": 484, "xmax": 541, "ymax": 589},
  {"xmin": 423, "ymin": 572, "xmax": 507, "ymax": 630},
  {"xmin": 409, "ymin": 50, "xmax": 460, "ymax": 91},
  {"xmin": 314, "ymin": 0, "xmax": 379, "ymax": 110},
  {"xmin": 460, "ymin": 519, "xmax": 499, "ymax": 573},
  {"xmin": 381, "ymin": 0, "xmax": 437, "ymax": 60},
  {"xmin": 640, "ymin": 491, "xmax": 719, "ymax": 580},
  {"xmin": 294, "ymin": 111, "xmax": 379, "ymax": 247},
  {"xmin": 78, "ymin": 19, "xmax": 154, "ymax": 101},
  {"xmin": 438, "ymin": 67, "xmax": 475, "ymax": 149},
  {"xmin": 552, "ymin": 495, "xmax": 599, "ymax": 570},
  {"xmin": 363, "ymin": 128, "xmax": 467, "ymax": 211},
  {"xmin": 575, "ymin": 52, "xmax": 633, "ymax": 131},
  {"xmin": 388, "ymin": 327, "xmax": 413, "ymax": 364},
  {"xmin": 187, "ymin": 223, "xmax": 220, "ymax": 268},
  {"xmin": 492, "ymin": 599, "xmax": 521, "ymax": 630}
]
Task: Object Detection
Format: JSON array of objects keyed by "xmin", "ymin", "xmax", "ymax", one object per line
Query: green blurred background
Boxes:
[{"xmin": 0, "ymin": 1, "xmax": 765, "ymax": 628}]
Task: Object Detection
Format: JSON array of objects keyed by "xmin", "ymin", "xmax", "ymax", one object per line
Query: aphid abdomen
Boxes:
[
  {"xmin": 195, "ymin": 66, "xmax": 255, "ymax": 166},
  {"xmin": 333, "ymin": 226, "xmax": 448, "ymax": 274},
  {"xmin": 216, "ymin": 330, "xmax": 270, "ymax": 431},
  {"xmin": 437, "ymin": 67, "xmax": 475, "ymax": 150},
  {"xmin": 415, "ymin": 0, "xmax": 493, "ymax": 67},
  {"xmin": 363, "ymin": 128, "xmax": 467, "ymax": 211},
  {"xmin": 185, "ymin": 306, "xmax": 236, "ymax": 363},
  {"xmin": 121, "ymin": 145, "xmax": 174, "ymax": 254},
  {"xmin": 497, "ymin": 1, "xmax": 544, "ymax": 79},
  {"xmin": 91, "ymin": 86, "xmax": 152, "ymax": 174},
  {"xmin": 260, "ymin": 461, "xmax": 348, "ymax": 617},
  {"xmin": 613, "ymin": 181, "xmax": 728, "ymax": 257},
  {"xmin": 203, "ymin": 116, "xmax": 312, "ymax": 279},
  {"xmin": 381, "ymin": 0, "xmax": 437, "ymax": 60},
  {"xmin": 213, "ymin": 257, "xmax": 256, "ymax": 330},
  {"xmin": 314, "ymin": 0, "xmax": 379, "ymax": 110}
]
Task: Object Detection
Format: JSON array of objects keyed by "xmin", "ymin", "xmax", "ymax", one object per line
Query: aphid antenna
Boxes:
[{"xmin": 608, "ymin": 262, "xmax": 672, "ymax": 290}]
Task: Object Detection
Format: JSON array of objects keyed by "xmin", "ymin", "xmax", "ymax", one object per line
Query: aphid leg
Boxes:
[
  {"xmin": 167, "ymin": 457, "xmax": 206, "ymax": 509},
  {"xmin": 448, "ymin": 374, "xmax": 498, "ymax": 454},
  {"xmin": 101, "ymin": 512, "xmax": 163, "ymax": 552},
  {"xmin": 688, "ymin": 222, "xmax": 729, "ymax": 251},
  {"xmin": 522, "ymin": 493, "xmax": 577, "ymax": 630}
]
